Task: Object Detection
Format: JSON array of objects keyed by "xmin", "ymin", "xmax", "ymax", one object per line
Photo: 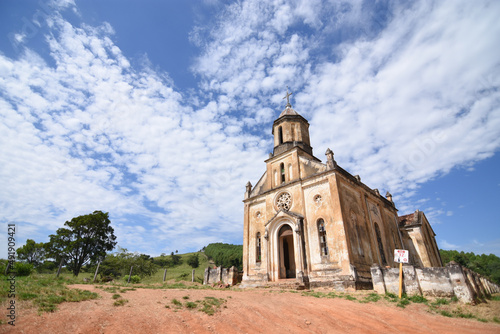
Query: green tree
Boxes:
[
  {"xmin": 97, "ymin": 248, "xmax": 158, "ymax": 278},
  {"xmin": 170, "ymin": 251, "xmax": 182, "ymax": 266},
  {"xmin": 440, "ymin": 249, "xmax": 500, "ymax": 285},
  {"xmin": 204, "ymin": 243, "xmax": 243, "ymax": 270},
  {"xmin": 16, "ymin": 239, "xmax": 46, "ymax": 267},
  {"xmin": 46, "ymin": 211, "xmax": 117, "ymax": 276},
  {"xmin": 187, "ymin": 253, "xmax": 200, "ymax": 268}
]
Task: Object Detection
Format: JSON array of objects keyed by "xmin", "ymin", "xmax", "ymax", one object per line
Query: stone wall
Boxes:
[
  {"xmin": 371, "ymin": 261, "xmax": 499, "ymax": 303},
  {"xmin": 203, "ymin": 266, "xmax": 240, "ymax": 286}
]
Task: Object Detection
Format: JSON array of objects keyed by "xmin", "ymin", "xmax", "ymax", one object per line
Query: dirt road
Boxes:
[{"xmin": 2, "ymin": 285, "xmax": 499, "ymax": 334}]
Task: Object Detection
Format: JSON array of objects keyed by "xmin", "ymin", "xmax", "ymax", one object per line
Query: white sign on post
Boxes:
[{"xmin": 394, "ymin": 249, "xmax": 409, "ymax": 263}]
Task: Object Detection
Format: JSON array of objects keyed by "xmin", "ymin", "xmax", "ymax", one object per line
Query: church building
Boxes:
[{"xmin": 242, "ymin": 91, "xmax": 442, "ymax": 289}]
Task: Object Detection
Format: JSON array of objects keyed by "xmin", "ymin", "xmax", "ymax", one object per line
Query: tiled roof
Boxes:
[{"xmin": 398, "ymin": 212, "xmax": 419, "ymax": 227}]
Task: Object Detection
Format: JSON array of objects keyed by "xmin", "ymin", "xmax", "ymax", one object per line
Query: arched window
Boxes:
[
  {"xmin": 278, "ymin": 126, "xmax": 283, "ymax": 144},
  {"xmin": 280, "ymin": 163, "xmax": 285, "ymax": 184},
  {"xmin": 256, "ymin": 232, "xmax": 262, "ymax": 263},
  {"xmin": 351, "ymin": 212, "xmax": 364, "ymax": 256},
  {"xmin": 317, "ymin": 219, "xmax": 328, "ymax": 256},
  {"xmin": 374, "ymin": 223, "xmax": 387, "ymax": 265}
]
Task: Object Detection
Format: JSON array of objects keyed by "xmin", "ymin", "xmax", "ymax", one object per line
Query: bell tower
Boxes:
[{"xmin": 271, "ymin": 88, "xmax": 313, "ymax": 157}]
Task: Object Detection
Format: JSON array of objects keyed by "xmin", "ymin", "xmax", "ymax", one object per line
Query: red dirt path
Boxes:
[{"xmin": 2, "ymin": 285, "xmax": 499, "ymax": 334}]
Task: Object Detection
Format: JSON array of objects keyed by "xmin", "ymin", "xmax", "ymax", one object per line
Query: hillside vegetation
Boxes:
[
  {"xmin": 203, "ymin": 243, "xmax": 243, "ymax": 270},
  {"xmin": 440, "ymin": 250, "xmax": 500, "ymax": 285}
]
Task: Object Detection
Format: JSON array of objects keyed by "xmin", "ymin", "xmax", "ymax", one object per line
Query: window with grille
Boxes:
[{"xmin": 256, "ymin": 232, "xmax": 262, "ymax": 262}]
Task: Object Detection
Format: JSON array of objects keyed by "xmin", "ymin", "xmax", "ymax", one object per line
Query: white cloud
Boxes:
[
  {"xmin": 299, "ymin": 0, "xmax": 500, "ymax": 204},
  {"xmin": 440, "ymin": 239, "xmax": 459, "ymax": 250},
  {"xmin": 0, "ymin": 10, "xmax": 267, "ymax": 257}
]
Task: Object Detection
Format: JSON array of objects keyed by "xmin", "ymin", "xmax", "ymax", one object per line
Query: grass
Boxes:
[
  {"xmin": 440, "ymin": 310, "xmax": 453, "ymax": 317},
  {"xmin": 397, "ymin": 299, "xmax": 410, "ymax": 308},
  {"xmin": 185, "ymin": 301, "xmax": 197, "ymax": 309},
  {"xmin": 0, "ymin": 274, "xmax": 98, "ymax": 313},
  {"xmin": 113, "ymin": 298, "xmax": 128, "ymax": 306},
  {"xmin": 139, "ymin": 252, "xmax": 210, "ymax": 285},
  {"xmin": 166, "ymin": 296, "xmax": 226, "ymax": 315},
  {"xmin": 344, "ymin": 295, "xmax": 357, "ymax": 301},
  {"xmin": 432, "ymin": 298, "xmax": 450, "ymax": 306},
  {"xmin": 408, "ymin": 294, "xmax": 428, "ymax": 303},
  {"xmin": 199, "ymin": 296, "xmax": 226, "ymax": 315},
  {"xmin": 360, "ymin": 293, "xmax": 381, "ymax": 303},
  {"xmin": 171, "ymin": 298, "xmax": 183, "ymax": 307}
]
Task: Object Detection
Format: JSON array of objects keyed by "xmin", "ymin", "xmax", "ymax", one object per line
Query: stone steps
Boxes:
[{"xmin": 261, "ymin": 280, "xmax": 308, "ymax": 290}]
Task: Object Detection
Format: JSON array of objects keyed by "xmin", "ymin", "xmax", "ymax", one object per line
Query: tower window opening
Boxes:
[
  {"xmin": 280, "ymin": 163, "xmax": 285, "ymax": 183},
  {"xmin": 278, "ymin": 126, "xmax": 283, "ymax": 144},
  {"xmin": 318, "ymin": 219, "xmax": 328, "ymax": 256}
]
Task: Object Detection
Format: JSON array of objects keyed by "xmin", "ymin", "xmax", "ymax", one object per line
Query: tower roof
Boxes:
[{"xmin": 278, "ymin": 106, "xmax": 301, "ymax": 118}]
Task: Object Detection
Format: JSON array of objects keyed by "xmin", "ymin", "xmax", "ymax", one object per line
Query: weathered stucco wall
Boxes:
[{"xmin": 371, "ymin": 262, "xmax": 500, "ymax": 303}]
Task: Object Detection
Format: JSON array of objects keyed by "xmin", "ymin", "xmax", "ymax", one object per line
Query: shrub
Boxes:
[
  {"xmin": 123, "ymin": 275, "xmax": 141, "ymax": 283},
  {"xmin": 14, "ymin": 262, "xmax": 34, "ymax": 276},
  {"xmin": 187, "ymin": 253, "xmax": 200, "ymax": 268}
]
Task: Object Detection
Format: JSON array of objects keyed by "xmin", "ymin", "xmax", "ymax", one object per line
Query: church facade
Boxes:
[{"xmin": 242, "ymin": 96, "xmax": 442, "ymax": 289}]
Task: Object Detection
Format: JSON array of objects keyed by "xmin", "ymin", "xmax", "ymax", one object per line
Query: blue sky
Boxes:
[{"xmin": 1, "ymin": 0, "xmax": 499, "ymax": 258}]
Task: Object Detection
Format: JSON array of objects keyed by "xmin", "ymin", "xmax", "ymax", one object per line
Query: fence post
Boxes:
[
  {"xmin": 163, "ymin": 268, "xmax": 167, "ymax": 282},
  {"xmin": 93, "ymin": 261, "xmax": 101, "ymax": 283},
  {"xmin": 192, "ymin": 269, "xmax": 195, "ymax": 282},
  {"xmin": 127, "ymin": 266, "xmax": 133, "ymax": 283},
  {"xmin": 56, "ymin": 257, "xmax": 64, "ymax": 277}
]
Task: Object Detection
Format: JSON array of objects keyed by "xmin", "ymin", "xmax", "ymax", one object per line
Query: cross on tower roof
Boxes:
[{"xmin": 283, "ymin": 86, "xmax": 293, "ymax": 108}]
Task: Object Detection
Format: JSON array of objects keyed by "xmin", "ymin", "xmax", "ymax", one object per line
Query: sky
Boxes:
[{"xmin": 1, "ymin": 0, "xmax": 499, "ymax": 259}]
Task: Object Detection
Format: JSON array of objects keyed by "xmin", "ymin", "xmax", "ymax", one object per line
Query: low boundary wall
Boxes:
[
  {"xmin": 203, "ymin": 266, "xmax": 241, "ymax": 286},
  {"xmin": 371, "ymin": 261, "xmax": 499, "ymax": 303}
]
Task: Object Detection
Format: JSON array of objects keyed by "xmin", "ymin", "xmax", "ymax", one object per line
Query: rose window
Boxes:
[{"xmin": 276, "ymin": 192, "xmax": 292, "ymax": 211}]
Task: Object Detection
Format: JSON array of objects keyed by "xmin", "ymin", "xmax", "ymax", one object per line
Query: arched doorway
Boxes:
[{"xmin": 278, "ymin": 224, "xmax": 296, "ymax": 278}]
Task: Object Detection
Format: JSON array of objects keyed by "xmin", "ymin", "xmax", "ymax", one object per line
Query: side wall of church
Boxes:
[{"xmin": 336, "ymin": 174, "xmax": 401, "ymax": 278}]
